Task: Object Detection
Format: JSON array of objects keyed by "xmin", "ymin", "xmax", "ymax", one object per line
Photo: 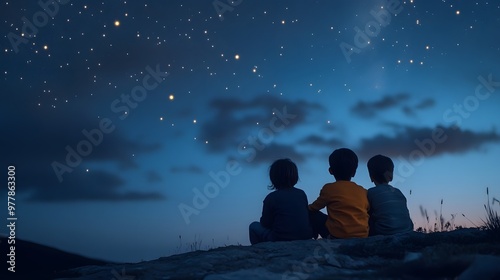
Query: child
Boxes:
[
  {"xmin": 367, "ymin": 154, "xmax": 413, "ymax": 235},
  {"xmin": 249, "ymin": 158, "xmax": 313, "ymax": 244},
  {"xmin": 309, "ymin": 148, "xmax": 369, "ymax": 238}
]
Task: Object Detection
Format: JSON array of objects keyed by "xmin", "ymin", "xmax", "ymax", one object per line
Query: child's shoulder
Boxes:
[
  {"xmin": 266, "ymin": 188, "xmax": 306, "ymax": 202},
  {"xmin": 322, "ymin": 182, "xmax": 336, "ymax": 188},
  {"xmin": 368, "ymin": 184, "xmax": 388, "ymax": 191},
  {"xmin": 368, "ymin": 184, "xmax": 382, "ymax": 190},
  {"xmin": 350, "ymin": 180, "xmax": 365, "ymax": 187},
  {"xmin": 328, "ymin": 181, "xmax": 367, "ymax": 192},
  {"xmin": 269, "ymin": 187, "xmax": 305, "ymax": 196},
  {"xmin": 340, "ymin": 180, "xmax": 366, "ymax": 189},
  {"xmin": 290, "ymin": 187, "xmax": 308, "ymax": 196},
  {"xmin": 368, "ymin": 184, "xmax": 405, "ymax": 195}
]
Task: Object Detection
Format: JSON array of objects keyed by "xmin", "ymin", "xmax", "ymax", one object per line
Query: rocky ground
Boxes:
[{"xmin": 55, "ymin": 228, "xmax": 500, "ymax": 280}]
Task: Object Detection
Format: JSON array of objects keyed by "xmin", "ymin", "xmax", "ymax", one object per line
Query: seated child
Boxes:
[
  {"xmin": 309, "ymin": 148, "xmax": 369, "ymax": 239},
  {"xmin": 367, "ymin": 154, "xmax": 414, "ymax": 236},
  {"xmin": 249, "ymin": 158, "xmax": 313, "ymax": 244}
]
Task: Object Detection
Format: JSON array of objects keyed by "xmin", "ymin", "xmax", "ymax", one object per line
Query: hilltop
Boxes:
[{"xmin": 53, "ymin": 228, "xmax": 500, "ymax": 279}]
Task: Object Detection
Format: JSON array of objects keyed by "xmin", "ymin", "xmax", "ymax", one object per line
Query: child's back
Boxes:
[
  {"xmin": 261, "ymin": 187, "xmax": 312, "ymax": 241},
  {"xmin": 310, "ymin": 180, "xmax": 369, "ymax": 238},
  {"xmin": 367, "ymin": 155, "xmax": 413, "ymax": 236},
  {"xmin": 249, "ymin": 158, "xmax": 312, "ymax": 244},
  {"xmin": 367, "ymin": 184, "xmax": 413, "ymax": 235},
  {"xmin": 309, "ymin": 148, "xmax": 369, "ymax": 238}
]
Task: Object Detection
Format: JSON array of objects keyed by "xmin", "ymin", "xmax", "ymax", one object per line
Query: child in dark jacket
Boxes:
[
  {"xmin": 367, "ymin": 154, "xmax": 414, "ymax": 236},
  {"xmin": 249, "ymin": 158, "xmax": 313, "ymax": 244}
]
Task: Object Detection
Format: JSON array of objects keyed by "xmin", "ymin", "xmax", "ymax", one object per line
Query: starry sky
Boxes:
[{"xmin": 1, "ymin": 0, "xmax": 500, "ymax": 263}]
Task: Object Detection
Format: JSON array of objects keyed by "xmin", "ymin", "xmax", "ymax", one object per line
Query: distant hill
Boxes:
[{"xmin": 1, "ymin": 237, "xmax": 110, "ymax": 280}]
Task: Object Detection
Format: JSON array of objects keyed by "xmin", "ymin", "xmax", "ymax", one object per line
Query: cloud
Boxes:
[
  {"xmin": 1, "ymin": 94, "xmax": 164, "ymax": 202},
  {"xmin": 299, "ymin": 135, "xmax": 344, "ymax": 148},
  {"xmin": 351, "ymin": 93, "xmax": 410, "ymax": 118},
  {"xmin": 25, "ymin": 170, "xmax": 165, "ymax": 202},
  {"xmin": 351, "ymin": 94, "xmax": 436, "ymax": 118},
  {"xmin": 244, "ymin": 143, "xmax": 306, "ymax": 165},
  {"xmin": 198, "ymin": 95, "xmax": 325, "ymax": 164},
  {"xmin": 357, "ymin": 125, "xmax": 500, "ymax": 159},
  {"xmin": 415, "ymin": 98, "xmax": 435, "ymax": 110},
  {"xmin": 403, "ymin": 98, "xmax": 436, "ymax": 117},
  {"xmin": 402, "ymin": 106, "xmax": 416, "ymax": 117}
]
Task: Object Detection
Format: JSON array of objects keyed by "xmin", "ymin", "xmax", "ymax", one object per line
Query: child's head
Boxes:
[
  {"xmin": 269, "ymin": 158, "xmax": 299, "ymax": 190},
  {"xmin": 367, "ymin": 154, "xmax": 394, "ymax": 184},
  {"xmin": 328, "ymin": 148, "xmax": 358, "ymax": 181}
]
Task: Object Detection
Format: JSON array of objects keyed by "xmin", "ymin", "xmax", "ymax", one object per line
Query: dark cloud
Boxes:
[
  {"xmin": 243, "ymin": 143, "xmax": 306, "ymax": 165},
  {"xmin": 357, "ymin": 125, "xmax": 500, "ymax": 159},
  {"xmin": 26, "ymin": 170, "xmax": 165, "ymax": 202},
  {"xmin": 402, "ymin": 98, "xmax": 436, "ymax": 117},
  {"xmin": 299, "ymin": 135, "xmax": 344, "ymax": 148},
  {"xmin": 415, "ymin": 98, "xmax": 436, "ymax": 109},
  {"xmin": 402, "ymin": 105, "xmax": 416, "ymax": 117},
  {"xmin": 1, "ymin": 94, "xmax": 164, "ymax": 202},
  {"xmin": 169, "ymin": 165, "xmax": 204, "ymax": 174},
  {"xmin": 146, "ymin": 171, "xmax": 163, "ymax": 183},
  {"xmin": 198, "ymin": 95, "xmax": 325, "ymax": 163},
  {"xmin": 351, "ymin": 93, "xmax": 410, "ymax": 118},
  {"xmin": 352, "ymin": 94, "xmax": 436, "ymax": 119}
]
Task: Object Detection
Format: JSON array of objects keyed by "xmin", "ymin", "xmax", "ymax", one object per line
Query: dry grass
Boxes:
[
  {"xmin": 416, "ymin": 188, "xmax": 499, "ymax": 235},
  {"xmin": 416, "ymin": 199, "xmax": 459, "ymax": 233},
  {"xmin": 481, "ymin": 187, "xmax": 500, "ymax": 235},
  {"xmin": 175, "ymin": 235, "xmax": 204, "ymax": 253}
]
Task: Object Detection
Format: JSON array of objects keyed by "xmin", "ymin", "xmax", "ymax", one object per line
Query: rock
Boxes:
[
  {"xmin": 204, "ymin": 268, "xmax": 285, "ymax": 280},
  {"xmin": 458, "ymin": 255, "xmax": 500, "ymax": 280},
  {"xmin": 56, "ymin": 228, "xmax": 500, "ymax": 279}
]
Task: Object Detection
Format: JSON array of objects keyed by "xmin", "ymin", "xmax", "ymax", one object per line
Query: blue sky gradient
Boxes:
[{"xmin": 1, "ymin": 0, "xmax": 500, "ymax": 262}]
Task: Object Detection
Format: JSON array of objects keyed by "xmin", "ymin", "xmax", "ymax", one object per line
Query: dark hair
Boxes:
[
  {"xmin": 367, "ymin": 154, "xmax": 394, "ymax": 184},
  {"xmin": 329, "ymin": 148, "xmax": 358, "ymax": 181},
  {"xmin": 269, "ymin": 158, "xmax": 299, "ymax": 190}
]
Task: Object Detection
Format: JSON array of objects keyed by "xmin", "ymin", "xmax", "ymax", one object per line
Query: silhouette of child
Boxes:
[
  {"xmin": 367, "ymin": 154, "xmax": 413, "ymax": 236},
  {"xmin": 249, "ymin": 158, "xmax": 313, "ymax": 244},
  {"xmin": 309, "ymin": 148, "xmax": 369, "ymax": 238}
]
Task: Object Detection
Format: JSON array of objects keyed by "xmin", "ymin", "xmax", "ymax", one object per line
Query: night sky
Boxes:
[{"xmin": 1, "ymin": 0, "xmax": 500, "ymax": 263}]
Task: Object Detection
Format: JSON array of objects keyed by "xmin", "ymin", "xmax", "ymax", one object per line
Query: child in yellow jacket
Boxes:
[{"xmin": 309, "ymin": 148, "xmax": 369, "ymax": 238}]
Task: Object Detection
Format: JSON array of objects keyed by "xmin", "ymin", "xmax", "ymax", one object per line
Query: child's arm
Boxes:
[
  {"xmin": 308, "ymin": 187, "xmax": 328, "ymax": 211},
  {"xmin": 260, "ymin": 197, "xmax": 273, "ymax": 228}
]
